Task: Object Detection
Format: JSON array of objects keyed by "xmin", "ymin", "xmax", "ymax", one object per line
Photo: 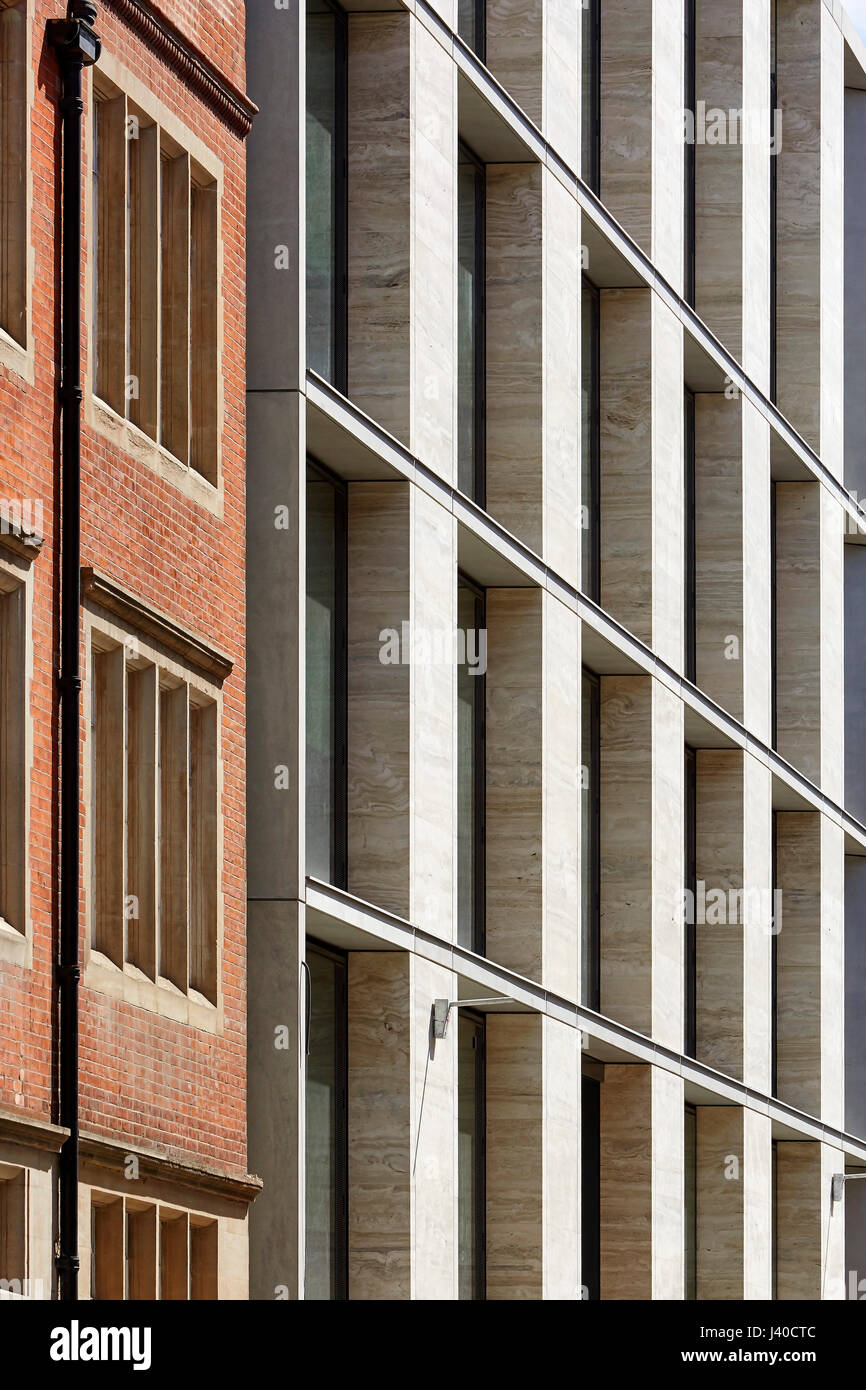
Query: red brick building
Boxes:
[{"xmin": 0, "ymin": 0, "xmax": 256, "ymax": 1299}]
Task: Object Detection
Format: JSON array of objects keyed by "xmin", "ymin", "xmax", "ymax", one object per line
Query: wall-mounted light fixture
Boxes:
[
  {"xmin": 831, "ymin": 1172, "xmax": 866, "ymax": 1203},
  {"xmin": 433, "ymin": 997, "xmax": 506, "ymax": 1039}
]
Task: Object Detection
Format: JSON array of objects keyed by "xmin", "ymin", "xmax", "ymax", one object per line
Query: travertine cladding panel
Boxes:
[
  {"xmin": 348, "ymin": 952, "xmax": 412, "ymax": 1300},
  {"xmin": 695, "ymin": 0, "xmax": 745, "ymax": 358},
  {"xmin": 742, "ymin": 0, "xmax": 771, "ymax": 390},
  {"xmin": 601, "ymin": 290, "xmax": 683, "ymax": 664},
  {"xmin": 819, "ymin": 818, "xmax": 845, "ymax": 1132},
  {"xmin": 542, "ymin": 1017, "xmax": 580, "ymax": 1299},
  {"xmin": 348, "ymin": 16, "xmax": 411, "ymax": 443},
  {"xmin": 347, "ymin": 14, "xmax": 456, "ymax": 477},
  {"xmin": 844, "ymin": 88, "xmax": 866, "ymax": 495},
  {"xmin": 775, "ymin": 813, "xmax": 822, "ymax": 1115},
  {"xmin": 486, "ymin": 0, "xmax": 543, "ymax": 127},
  {"xmin": 652, "ymin": 296, "xmax": 685, "ymax": 669},
  {"xmin": 600, "ymin": 1064, "xmax": 684, "ymax": 1299},
  {"xmin": 601, "ymin": 677, "xmax": 653, "ymax": 1033},
  {"xmin": 775, "ymin": 0, "xmax": 844, "ymax": 464},
  {"xmin": 845, "ymin": 856, "xmax": 866, "ymax": 1138},
  {"xmin": 820, "ymin": 487, "xmax": 845, "ymax": 804},
  {"xmin": 544, "ymin": 172, "xmax": 580, "ymax": 589},
  {"xmin": 776, "ymin": 1142, "xmax": 845, "ymax": 1299},
  {"xmin": 696, "ymin": 394, "xmax": 745, "ymax": 720},
  {"xmin": 485, "ymin": 589, "xmax": 543, "ymax": 981},
  {"xmin": 410, "ymin": 491, "xmax": 455, "ymax": 936},
  {"xmin": 600, "ymin": 677, "xmax": 683, "ymax": 1048},
  {"xmin": 600, "ymin": 290, "xmax": 653, "ymax": 646},
  {"xmin": 697, "ymin": 1106, "xmax": 771, "ymax": 1300},
  {"xmin": 696, "ymin": 750, "xmax": 772, "ymax": 1088},
  {"xmin": 347, "ymin": 483, "xmax": 411, "ymax": 917},
  {"xmin": 545, "ymin": 0, "xmax": 579, "ymax": 168},
  {"xmin": 543, "ymin": 594, "xmax": 579, "ymax": 1000},
  {"xmin": 485, "ymin": 165, "xmax": 544, "ymax": 555},
  {"xmin": 411, "ymin": 955, "xmax": 457, "ymax": 1299},
  {"xmin": 600, "ymin": 0, "xmax": 682, "ymax": 286},
  {"xmin": 600, "ymin": 0, "xmax": 652, "ymax": 255},
  {"xmin": 742, "ymin": 400, "xmax": 772, "ymax": 741},
  {"xmin": 486, "ymin": 1014, "xmax": 543, "ymax": 1299},
  {"xmin": 774, "ymin": 481, "xmax": 821, "ymax": 784}
]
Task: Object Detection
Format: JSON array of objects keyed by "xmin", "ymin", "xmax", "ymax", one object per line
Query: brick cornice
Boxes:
[
  {"xmin": 102, "ymin": 0, "xmax": 257, "ymax": 137},
  {"xmin": 81, "ymin": 566, "xmax": 234, "ymax": 682}
]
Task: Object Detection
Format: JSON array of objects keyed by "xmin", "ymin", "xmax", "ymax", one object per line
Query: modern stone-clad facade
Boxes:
[{"xmin": 245, "ymin": 0, "xmax": 866, "ymax": 1302}]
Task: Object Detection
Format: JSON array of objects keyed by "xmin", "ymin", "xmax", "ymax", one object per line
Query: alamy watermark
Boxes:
[
  {"xmin": 683, "ymin": 102, "xmax": 783, "ymax": 156},
  {"xmin": 379, "ymin": 622, "xmax": 487, "ymax": 676}
]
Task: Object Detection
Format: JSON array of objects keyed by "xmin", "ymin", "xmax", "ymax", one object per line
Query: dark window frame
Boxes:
[
  {"xmin": 582, "ymin": 274, "xmax": 601, "ymax": 604},
  {"xmin": 770, "ymin": 0, "xmax": 778, "ymax": 404},
  {"xmin": 456, "ymin": 0, "xmax": 486, "ymax": 63},
  {"xmin": 684, "ymin": 0, "xmax": 696, "ymax": 307},
  {"xmin": 582, "ymin": 667, "xmax": 601, "ymax": 1011},
  {"xmin": 685, "ymin": 1102, "xmax": 697, "ymax": 1300},
  {"xmin": 685, "ymin": 744, "xmax": 697, "ymax": 1058},
  {"xmin": 458, "ymin": 140, "xmax": 486, "ymax": 507},
  {"xmin": 306, "ymin": 0, "xmax": 348, "ymax": 393},
  {"xmin": 304, "ymin": 937, "xmax": 349, "ymax": 1301},
  {"xmin": 458, "ymin": 1008, "xmax": 486, "ymax": 1300},
  {"xmin": 457, "ymin": 571, "xmax": 486, "ymax": 957},
  {"xmin": 685, "ymin": 387, "xmax": 696, "ymax": 683},
  {"xmin": 581, "ymin": 1073, "xmax": 601, "ymax": 1300},
  {"xmin": 771, "ymin": 479, "xmax": 778, "ymax": 749},
  {"xmin": 771, "ymin": 809, "xmax": 778, "ymax": 1098},
  {"xmin": 581, "ymin": 0, "xmax": 602, "ymax": 195},
  {"xmin": 306, "ymin": 456, "xmax": 349, "ymax": 889}
]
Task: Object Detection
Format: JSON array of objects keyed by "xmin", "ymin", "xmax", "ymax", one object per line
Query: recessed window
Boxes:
[
  {"xmin": 457, "ymin": 575, "xmax": 485, "ymax": 954},
  {"xmin": 304, "ymin": 941, "xmax": 348, "ymax": 1300},
  {"xmin": 684, "ymin": 745, "xmax": 697, "ymax": 1057},
  {"xmin": 0, "ymin": 576, "xmax": 25, "ymax": 932},
  {"xmin": 684, "ymin": 388, "xmax": 696, "ymax": 681},
  {"xmin": 581, "ymin": 669, "xmax": 600, "ymax": 1009},
  {"xmin": 0, "ymin": 0, "xmax": 26, "ymax": 347},
  {"xmin": 306, "ymin": 0, "xmax": 347, "ymax": 389},
  {"xmin": 306, "ymin": 461, "xmax": 347, "ymax": 886},
  {"xmin": 581, "ymin": 1074, "xmax": 600, "ymax": 1300},
  {"xmin": 683, "ymin": 0, "xmax": 696, "ymax": 306},
  {"xmin": 580, "ymin": 0, "xmax": 601, "ymax": 194},
  {"xmin": 458, "ymin": 142, "xmax": 486, "ymax": 504},
  {"xmin": 92, "ymin": 82, "xmax": 219, "ymax": 483},
  {"xmin": 457, "ymin": 1011, "xmax": 485, "ymax": 1299},
  {"xmin": 0, "ymin": 1166, "xmax": 26, "ymax": 1292},
  {"xmin": 90, "ymin": 635, "xmax": 219, "ymax": 1003},
  {"xmin": 684, "ymin": 1103, "xmax": 697, "ymax": 1299},
  {"xmin": 457, "ymin": 0, "xmax": 485, "ymax": 61},
  {"xmin": 581, "ymin": 277, "xmax": 600, "ymax": 601}
]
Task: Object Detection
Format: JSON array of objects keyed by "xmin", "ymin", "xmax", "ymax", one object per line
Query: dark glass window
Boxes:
[
  {"xmin": 457, "ymin": 1012, "xmax": 486, "ymax": 1299},
  {"xmin": 304, "ymin": 941, "xmax": 348, "ymax": 1300},
  {"xmin": 306, "ymin": 461, "xmax": 347, "ymax": 885},
  {"xmin": 581, "ymin": 1075, "xmax": 601, "ymax": 1300},
  {"xmin": 581, "ymin": 670, "xmax": 601, "ymax": 1010},
  {"xmin": 770, "ymin": 0, "xmax": 777, "ymax": 403},
  {"xmin": 581, "ymin": 0, "xmax": 601, "ymax": 194},
  {"xmin": 457, "ymin": 0, "xmax": 485, "ymax": 60},
  {"xmin": 458, "ymin": 142, "xmax": 486, "ymax": 503},
  {"xmin": 684, "ymin": 0, "xmax": 696, "ymax": 306},
  {"xmin": 458, "ymin": 576, "xmax": 486, "ymax": 954},
  {"xmin": 581, "ymin": 277, "xmax": 601, "ymax": 601},
  {"xmin": 685, "ymin": 745, "xmax": 697, "ymax": 1057},
  {"xmin": 771, "ymin": 810, "xmax": 778, "ymax": 1097},
  {"xmin": 685, "ymin": 1103, "xmax": 697, "ymax": 1299},
  {"xmin": 306, "ymin": 0, "xmax": 347, "ymax": 389},
  {"xmin": 684, "ymin": 388, "xmax": 696, "ymax": 682}
]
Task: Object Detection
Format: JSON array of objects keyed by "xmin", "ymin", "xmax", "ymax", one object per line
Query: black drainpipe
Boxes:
[{"xmin": 46, "ymin": 0, "xmax": 101, "ymax": 1303}]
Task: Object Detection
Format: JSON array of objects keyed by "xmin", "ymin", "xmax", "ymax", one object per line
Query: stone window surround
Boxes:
[
  {"xmin": 82, "ymin": 587, "xmax": 227, "ymax": 1036},
  {"xmin": 84, "ymin": 45, "xmax": 225, "ymax": 518},
  {"xmin": 0, "ymin": 533, "xmax": 37, "ymax": 970},
  {"xmin": 88, "ymin": 1186, "xmax": 218, "ymax": 1301},
  {"xmin": 0, "ymin": 0, "xmax": 35, "ymax": 386}
]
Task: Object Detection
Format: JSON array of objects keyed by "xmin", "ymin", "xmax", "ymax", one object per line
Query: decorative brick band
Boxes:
[{"xmin": 103, "ymin": 0, "xmax": 257, "ymax": 137}]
